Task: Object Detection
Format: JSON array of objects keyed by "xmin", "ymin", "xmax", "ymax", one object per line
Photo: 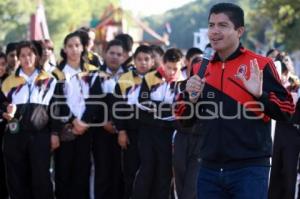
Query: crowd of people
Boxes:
[{"xmin": 0, "ymin": 2, "xmax": 299, "ymax": 199}]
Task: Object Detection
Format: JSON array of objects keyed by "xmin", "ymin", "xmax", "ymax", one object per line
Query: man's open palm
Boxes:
[{"xmin": 236, "ymin": 58, "xmax": 263, "ymax": 98}]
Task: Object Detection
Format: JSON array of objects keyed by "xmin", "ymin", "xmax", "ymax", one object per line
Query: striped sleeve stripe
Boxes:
[
  {"xmin": 269, "ymin": 96, "xmax": 295, "ymax": 108},
  {"xmin": 269, "ymin": 92, "xmax": 295, "ymax": 107},
  {"xmin": 269, "ymin": 98, "xmax": 295, "ymax": 113},
  {"xmin": 269, "ymin": 95, "xmax": 295, "ymax": 109},
  {"xmin": 269, "ymin": 94, "xmax": 295, "ymax": 113}
]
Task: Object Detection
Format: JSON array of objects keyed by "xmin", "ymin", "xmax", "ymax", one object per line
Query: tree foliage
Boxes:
[
  {"xmin": 258, "ymin": 0, "xmax": 300, "ymax": 50},
  {"xmin": 0, "ymin": 0, "xmax": 118, "ymax": 53},
  {"xmin": 144, "ymin": 0, "xmax": 258, "ymax": 50}
]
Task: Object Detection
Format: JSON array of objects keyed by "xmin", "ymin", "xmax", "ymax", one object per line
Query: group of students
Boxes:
[
  {"xmin": 0, "ymin": 2, "xmax": 300, "ymax": 199},
  {"xmin": 0, "ymin": 24, "xmax": 205, "ymax": 199}
]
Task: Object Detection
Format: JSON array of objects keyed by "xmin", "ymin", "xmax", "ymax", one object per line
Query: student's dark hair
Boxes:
[
  {"xmin": 74, "ymin": 30, "xmax": 90, "ymax": 48},
  {"xmin": 209, "ymin": 3, "xmax": 244, "ymax": 29},
  {"xmin": 163, "ymin": 48, "xmax": 183, "ymax": 63},
  {"xmin": 266, "ymin": 48, "xmax": 278, "ymax": 57},
  {"xmin": 105, "ymin": 39, "xmax": 125, "ymax": 52},
  {"xmin": 150, "ymin": 45, "xmax": 164, "ymax": 56},
  {"xmin": 5, "ymin": 42, "xmax": 19, "ymax": 55},
  {"xmin": 78, "ymin": 26, "xmax": 91, "ymax": 33},
  {"xmin": 0, "ymin": 52, "xmax": 7, "ymax": 61},
  {"xmin": 16, "ymin": 41, "xmax": 41, "ymax": 69},
  {"xmin": 32, "ymin": 40, "xmax": 43, "ymax": 58},
  {"xmin": 186, "ymin": 47, "xmax": 203, "ymax": 61},
  {"xmin": 115, "ymin": 33, "xmax": 133, "ymax": 52},
  {"xmin": 133, "ymin": 45, "xmax": 154, "ymax": 59},
  {"xmin": 59, "ymin": 31, "xmax": 86, "ymax": 70}
]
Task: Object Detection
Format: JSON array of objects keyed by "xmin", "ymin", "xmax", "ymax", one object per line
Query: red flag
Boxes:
[{"xmin": 29, "ymin": 4, "xmax": 50, "ymax": 40}]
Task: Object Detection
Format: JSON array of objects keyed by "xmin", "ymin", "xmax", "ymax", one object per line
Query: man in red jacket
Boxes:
[{"xmin": 183, "ymin": 2, "xmax": 295, "ymax": 199}]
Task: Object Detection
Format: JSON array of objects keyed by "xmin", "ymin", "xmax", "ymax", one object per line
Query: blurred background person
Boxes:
[
  {"xmin": 77, "ymin": 27, "xmax": 103, "ymax": 68},
  {"xmin": 115, "ymin": 33, "xmax": 134, "ymax": 69},
  {"xmin": 269, "ymin": 51, "xmax": 300, "ymax": 199},
  {"xmin": 0, "ymin": 51, "xmax": 8, "ymax": 199},
  {"xmin": 150, "ymin": 44, "xmax": 164, "ymax": 70},
  {"xmin": 41, "ymin": 39, "xmax": 56, "ymax": 73},
  {"xmin": 5, "ymin": 42, "xmax": 19, "ymax": 74}
]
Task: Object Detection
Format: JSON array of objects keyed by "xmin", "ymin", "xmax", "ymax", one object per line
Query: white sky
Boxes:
[{"xmin": 121, "ymin": 0, "xmax": 195, "ymax": 16}]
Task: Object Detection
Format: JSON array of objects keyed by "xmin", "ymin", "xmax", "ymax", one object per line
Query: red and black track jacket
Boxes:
[{"xmin": 176, "ymin": 45, "xmax": 295, "ymax": 169}]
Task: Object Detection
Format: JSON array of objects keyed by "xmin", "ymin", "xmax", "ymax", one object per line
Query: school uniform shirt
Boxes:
[
  {"xmin": 138, "ymin": 67, "xmax": 184, "ymax": 128},
  {"xmin": 1, "ymin": 67, "xmax": 57, "ymax": 132},
  {"xmin": 51, "ymin": 63, "xmax": 102, "ymax": 129},
  {"xmin": 114, "ymin": 69, "xmax": 144, "ymax": 131},
  {"xmin": 100, "ymin": 64, "xmax": 128, "ymax": 94},
  {"xmin": 100, "ymin": 64, "xmax": 128, "ymax": 124}
]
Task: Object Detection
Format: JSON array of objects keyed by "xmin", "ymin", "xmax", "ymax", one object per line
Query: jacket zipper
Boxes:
[{"xmin": 221, "ymin": 62, "xmax": 225, "ymax": 91}]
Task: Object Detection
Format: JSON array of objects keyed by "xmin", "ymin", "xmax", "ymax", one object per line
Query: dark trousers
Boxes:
[
  {"xmin": 122, "ymin": 130, "xmax": 140, "ymax": 199},
  {"xmin": 55, "ymin": 130, "xmax": 92, "ymax": 199},
  {"xmin": 3, "ymin": 130, "xmax": 53, "ymax": 199},
  {"xmin": 173, "ymin": 131, "xmax": 201, "ymax": 199},
  {"xmin": 198, "ymin": 166, "xmax": 270, "ymax": 199},
  {"xmin": 132, "ymin": 125, "xmax": 173, "ymax": 199},
  {"xmin": 92, "ymin": 127, "xmax": 124, "ymax": 199},
  {"xmin": 0, "ymin": 123, "xmax": 8, "ymax": 199},
  {"xmin": 269, "ymin": 122, "xmax": 300, "ymax": 199}
]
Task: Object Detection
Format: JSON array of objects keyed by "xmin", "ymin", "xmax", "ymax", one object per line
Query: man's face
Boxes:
[
  {"xmin": 152, "ymin": 51, "xmax": 163, "ymax": 69},
  {"xmin": 7, "ymin": 50, "xmax": 19, "ymax": 69},
  {"xmin": 42, "ymin": 42, "xmax": 54, "ymax": 61},
  {"xmin": 163, "ymin": 61, "xmax": 181, "ymax": 80},
  {"xmin": 134, "ymin": 52, "xmax": 153, "ymax": 75},
  {"xmin": 0, "ymin": 57, "xmax": 7, "ymax": 77},
  {"xmin": 208, "ymin": 13, "xmax": 244, "ymax": 57},
  {"xmin": 105, "ymin": 45, "xmax": 124, "ymax": 71}
]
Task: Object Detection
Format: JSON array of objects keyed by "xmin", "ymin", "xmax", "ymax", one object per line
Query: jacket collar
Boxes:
[{"xmin": 211, "ymin": 43, "xmax": 246, "ymax": 63}]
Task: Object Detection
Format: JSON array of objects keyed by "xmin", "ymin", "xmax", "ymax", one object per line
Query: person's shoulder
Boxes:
[
  {"xmin": 1, "ymin": 73, "xmax": 25, "ymax": 94},
  {"xmin": 84, "ymin": 63, "xmax": 98, "ymax": 72},
  {"xmin": 52, "ymin": 68, "xmax": 65, "ymax": 80},
  {"xmin": 144, "ymin": 70, "xmax": 163, "ymax": 88},
  {"xmin": 243, "ymin": 49, "xmax": 272, "ymax": 68},
  {"xmin": 144, "ymin": 70, "xmax": 158, "ymax": 79},
  {"xmin": 244, "ymin": 49, "xmax": 271, "ymax": 62},
  {"xmin": 119, "ymin": 71, "xmax": 134, "ymax": 81}
]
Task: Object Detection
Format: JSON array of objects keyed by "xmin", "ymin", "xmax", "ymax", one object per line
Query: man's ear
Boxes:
[{"xmin": 237, "ymin": 26, "xmax": 245, "ymax": 38}]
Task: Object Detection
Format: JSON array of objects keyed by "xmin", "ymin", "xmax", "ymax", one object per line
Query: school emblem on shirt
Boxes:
[{"xmin": 236, "ymin": 64, "xmax": 247, "ymax": 79}]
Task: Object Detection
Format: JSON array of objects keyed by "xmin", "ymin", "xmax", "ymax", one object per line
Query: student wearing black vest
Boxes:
[
  {"xmin": 114, "ymin": 45, "xmax": 154, "ymax": 199},
  {"xmin": 52, "ymin": 31, "xmax": 100, "ymax": 199},
  {"xmin": 92, "ymin": 39, "xmax": 127, "ymax": 199},
  {"xmin": 1, "ymin": 41, "xmax": 57, "ymax": 199}
]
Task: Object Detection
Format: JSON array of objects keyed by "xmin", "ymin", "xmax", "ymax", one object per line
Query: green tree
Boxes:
[
  {"xmin": 0, "ymin": 0, "xmax": 34, "ymax": 46},
  {"xmin": 258, "ymin": 0, "xmax": 300, "ymax": 50},
  {"xmin": 0, "ymin": 0, "xmax": 118, "ymax": 54}
]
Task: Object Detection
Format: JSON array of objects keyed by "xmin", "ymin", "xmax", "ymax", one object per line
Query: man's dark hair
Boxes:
[
  {"xmin": 163, "ymin": 48, "xmax": 183, "ymax": 63},
  {"xmin": 6, "ymin": 42, "xmax": 19, "ymax": 55},
  {"xmin": 115, "ymin": 33, "xmax": 133, "ymax": 52},
  {"xmin": 150, "ymin": 45, "xmax": 164, "ymax": 56},
  {"xmin": 186, "ymin": 47, "xmax": 203, "ymax": 61},
  {"xmin": 209, "ymin": 3, "xmax": 244, "ymax": 29},
  {"xmin": 105, "ymin": 39, "xmax": 125, "ymax": 52},
  {"xmin": 133, "ymin": 45, "xmax": 154, "ymax": 59}
]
